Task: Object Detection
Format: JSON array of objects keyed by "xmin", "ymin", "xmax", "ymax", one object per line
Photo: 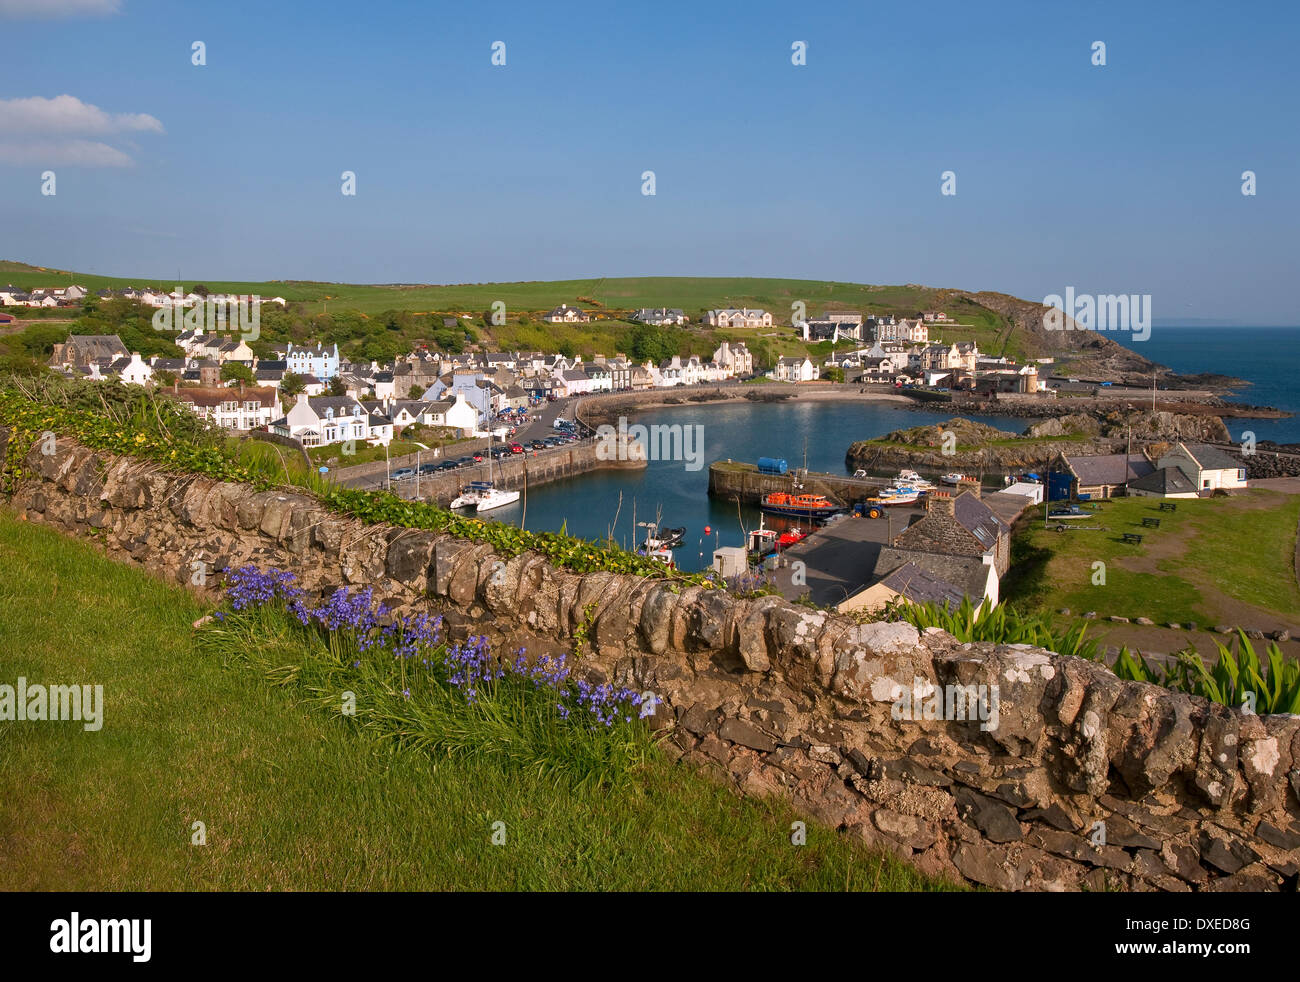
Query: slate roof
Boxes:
[
  {"xmin": 1183, "ymin": 444, "xmax": 1241, "ymax": 472},
  {"xmin": 953, "ymin": 492, "xmax": 1010, "ymax": 547},
  {"xmin": 1128, "ymin": 465, "xmax": 1198, "ymax": 495},
  {"xmin": 878, "ymin": 562, "xmax": 965, "ymax": 611},
  {"xmin": 1064, "ymin": 452, "xmax": 1155, "ymax": 488}
]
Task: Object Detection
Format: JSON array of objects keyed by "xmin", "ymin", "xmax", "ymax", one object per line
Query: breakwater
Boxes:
[
  {"xmin": 350, "ymin": 440, "xmax": 646, "ymax": 507},
  {"xmin": 707, "ymin": 460, "xmax": 885, "ymax": 507}
]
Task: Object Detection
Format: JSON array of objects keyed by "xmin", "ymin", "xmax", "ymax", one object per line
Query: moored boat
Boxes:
[{"xmin": 760, "ymin": 491, "xmax": 841, "ymax": 520}]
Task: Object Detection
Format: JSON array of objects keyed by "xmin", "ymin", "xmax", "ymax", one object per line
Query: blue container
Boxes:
[{"xmin": 757, "ymin": 457, "xmax": 788, "ymax": 475}]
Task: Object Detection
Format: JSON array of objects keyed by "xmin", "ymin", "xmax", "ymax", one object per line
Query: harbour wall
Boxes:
[
  {"xmin": 5, "ymin": 426, "xmax": 1298, "ymax": 893},
  {"xmin": 334, "ymin": 440, "xmax": 644, "ymax": 506},
  {"xmin": 708, "ymin": 460, "xmax": 886, "ymax": 507}
]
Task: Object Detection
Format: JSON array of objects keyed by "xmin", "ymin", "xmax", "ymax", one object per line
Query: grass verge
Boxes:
[{"xmin": 0, "ymin": 512, "xmax": 954, "ymax": 891}]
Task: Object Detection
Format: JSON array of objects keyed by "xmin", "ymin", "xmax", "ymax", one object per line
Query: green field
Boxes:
[
  {"xmin": 0, "ymin": 512, "xmax": 951, "ymax": 891},
  {"xmin": 1003, "ymin": 491, "xmax": 1300, "ymax": 627},
  {"xmin": 1, "ymin": 261, "xmax": 1022, "ymax": 359},
  {"xmin": 3, "ymin": 262, "xmax": 989, "ymax": 320}
]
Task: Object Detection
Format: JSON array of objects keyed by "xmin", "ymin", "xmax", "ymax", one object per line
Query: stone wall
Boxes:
[{"xmin": 4, "ymin": 427, "xmax": 1298, "ymax": 892}]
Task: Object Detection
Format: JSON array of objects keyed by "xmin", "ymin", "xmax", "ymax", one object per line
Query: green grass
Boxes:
[
  {"xmin": 1, "ymin": 260, "xmax": 1002, "ymax": 328},
  {"xmin": 0, "ymin": 512, "xmax": 952, "ymax": 891},
  {"xmin": 1003, "ymin": 492, "xmax": 1300, "ymax": 625}
]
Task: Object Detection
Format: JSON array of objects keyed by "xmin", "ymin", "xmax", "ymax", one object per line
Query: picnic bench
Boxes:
[
  {"xmin": 1141, "ymin": 517, "xmax": 1161, "ymax": 529},
  {"xmin": 1121, "ymin": 532, "xmax": 1144, "ymax": 544},
  {"xmin": 1158, "ymin": 502, "xmax": 1177, "ymax": 512}
]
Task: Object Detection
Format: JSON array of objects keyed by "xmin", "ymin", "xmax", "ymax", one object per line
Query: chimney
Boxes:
[
  {"xmin": 929, "ymin": 491, "xmax": 955, "ymax": 516},
  {"xmin": 956, "ymin": 477, "xmax": 981, "ymax": 498}
]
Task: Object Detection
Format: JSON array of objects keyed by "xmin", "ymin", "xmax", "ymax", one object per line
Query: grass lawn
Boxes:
[
  {"xmin": 0, "ymin": 512, "xmax": 951, "ymax": 891},
  {"xmin": 1003, "ymin": 491, "xmax": 1300, "ymax": 627}
]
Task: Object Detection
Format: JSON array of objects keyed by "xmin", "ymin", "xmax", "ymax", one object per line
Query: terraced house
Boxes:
[{"xmin": 169, "ymin": 385, "xmax": 282, "ymax": 431}]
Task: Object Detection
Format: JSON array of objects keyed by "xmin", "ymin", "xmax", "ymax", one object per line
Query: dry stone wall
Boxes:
[{"xmin": 4, "ymin": 428, "xmax": 1298, "ymax": 892}]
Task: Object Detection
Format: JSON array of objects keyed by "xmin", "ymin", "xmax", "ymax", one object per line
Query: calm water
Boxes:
[
  {"xmin": 491, "ymin": 400, "xmax": 1032, "ymax": 572},
  {"xmin": 1116, "ymin": 326, "xmax": 1300, "ymax": 444}
]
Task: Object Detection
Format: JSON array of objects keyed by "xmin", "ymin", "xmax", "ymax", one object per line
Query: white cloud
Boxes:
[
  {"xmin": 0, "ymin": 94, "xmax": 161, "ymax": 167},
  {"xmin": 0, "ymin": 0, "xmax": 122, "ymax": 18},
  {"xmin": 0, "ymin": 138, "xmax": 133, "ymax": 166},
  {"xmin": 0, "ymin": 94, "xmax": 163, "ymax": 135}
]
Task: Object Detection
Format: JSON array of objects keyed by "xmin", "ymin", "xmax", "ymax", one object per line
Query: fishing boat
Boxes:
[
  {"xmin": 760, "ymin": 491, "xmax": 840, "ymax": 520},
  {"xmin": 748, "ymin": 527, "xmax": 779, "ymax": 556},
  {"xmin": 777, "ymin": 527, "xmax": 807, "ymax": 548},
  {"xmin": 941, "ymin": 473, "xmax": 975, "ymax": 486},
  {"xmin": 641, "ymin": 524, "xmax": 686, "ymax": 548},
  {"xmin": 895, "ymin": 470, "xmax": 937, "ymax": 491},
  {"xmin": 872, "ymin": 486, "xmax": 922, "ymax": 506},
  {"xmin": 636, "ymin": 543, "xmax": 675, "ymax": 565}
]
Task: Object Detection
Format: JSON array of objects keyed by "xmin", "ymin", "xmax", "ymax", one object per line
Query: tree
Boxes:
[
  {"xmin": 220, "ymin": 361, "xmax": 255, "ymax": 385},
  {"xmin": 408, "ymin": 384, "xmax": 426, "ymax": 399},
  {"xmin": 280, "ymin": 372, "xmax": 306, "ymax": 398},
  {"xmin": 823, "ymin": 365, "xmax": 845, "ymax": 384},
  {"xmin": 328, "ymin": 376, "xmax": 348, "ymax": 397},
  {"xmin": 192, "ymin": 284, "xmax": 210, "ymax": 297}
]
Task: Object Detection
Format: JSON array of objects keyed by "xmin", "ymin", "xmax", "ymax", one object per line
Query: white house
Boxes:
[
  {"xmin": 543, "ymin": 304, "xmax": 590, "ymax": 323},
  {"xmin": 117, "ymin": 352, "xmax": 154, "ymax": 386},
  {"xmin": 273, "ymin": 394, "xmax": 391, "ymax": 447},
  {"xmin": 704, "ymin": 308, "xmax": 773, "ymax": 329},
  {"xmin": 1156, "ymin": 443, "xmax": 1248, "ymax": 492},
  {"xmin": 712, "ymin": 341, "xmax": 754, "ymax": 377},
  {"xmin": 631, "ymin": 307, "xmax": 688, "ymax": 326},
  {"xmin": 554, "ymin": 368, "xmax": 595, "ymax": 397},
  {"xmin": 772, "ymin": 356, "xmax": 819, "ymax": 382}
]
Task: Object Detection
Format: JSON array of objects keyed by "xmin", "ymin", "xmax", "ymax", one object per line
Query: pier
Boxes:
[
  {"xmin": 340, "ymin": 440, "xmax": 645, "ymax": 507},
  {"xmin": 707, "ymin": 460, "xmax": 886, "ymax": 508}
]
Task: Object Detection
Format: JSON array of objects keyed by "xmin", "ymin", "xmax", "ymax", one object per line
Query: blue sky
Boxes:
[{"xmin": 1, "ymin": 0, "xmax": 1297, "ymax": 321}]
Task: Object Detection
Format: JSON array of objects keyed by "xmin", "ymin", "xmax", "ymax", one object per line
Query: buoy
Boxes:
[{"xmin": 704, "ymin": 525, "xmax": 712, "ymax": 535}]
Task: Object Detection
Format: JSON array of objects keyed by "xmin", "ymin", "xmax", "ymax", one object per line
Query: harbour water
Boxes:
[
  {"xmin": 490, "ymin": 399, "xmax": 1033, "ymax": 572},
  {"xmin": 1116, "ymin": 325, "xmax": 1300, "ymax": 444}
]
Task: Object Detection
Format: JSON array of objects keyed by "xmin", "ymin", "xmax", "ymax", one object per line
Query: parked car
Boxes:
[
  {"xmin": 418, "ymin": 463, "xmax": 439, "ymax": 475},
  {"xmin": 454, "ymin": 456, "xmax": 474, "ymax": 467},
  {"xmin": 530, "ymin": 440, "xmax": 547, "ymax": 450},
  {"xmin": 391, "ymin": 468, "xmax": 415, "ymax": 480},
  {"xmin": 509, "ymin": 443, "xmax": 525, "ymax": 454}
]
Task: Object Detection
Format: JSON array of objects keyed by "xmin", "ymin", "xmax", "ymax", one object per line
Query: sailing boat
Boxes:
[{"xmin": 450, "ymin": 426, "xmax": 520, "ymax": 511}]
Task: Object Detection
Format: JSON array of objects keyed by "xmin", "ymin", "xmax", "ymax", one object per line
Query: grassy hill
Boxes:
[
  {"xmin": 2, "ymin": 260, "xmax": 1166, "ymax": 374},
  {"xmin": 0, "ymin": 511, "xmax": 952, "ymax": 891}
]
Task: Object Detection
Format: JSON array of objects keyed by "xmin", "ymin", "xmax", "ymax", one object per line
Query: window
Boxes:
[{"xmin": 245, "ymin": 401, "xmax": 258, "ymax": 411}]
